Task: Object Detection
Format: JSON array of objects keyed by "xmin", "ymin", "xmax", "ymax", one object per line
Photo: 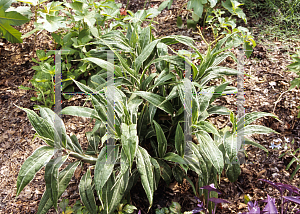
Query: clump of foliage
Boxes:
[
  {"xmin": 160, "ymin": 0, "xmax": 255, "ymax": 58},
  {"xmin": 19, "ymin": 0, "xmax": 163, "ymax": 109},
  {"xmin": 15, "ymin": 23, "xmax": 278, "ymax": 214}
]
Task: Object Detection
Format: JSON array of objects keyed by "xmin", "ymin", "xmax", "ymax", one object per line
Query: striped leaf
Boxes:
[
  {"xmin": 136, "ymin": 146, "xmax": 154, "ymax": 208},
  {"xmin": 17, "ymin": 146, "xmax": 55, "ymax": 196},
  {"xmin": 37, "ymin": 161, "xmax": 80, "ymax": 214},
  {"xmin": 44, "ymin": 155, "xmax": 68, "ymax": 210},
  {"xmin": 79, "ymin": 169, "xmax": 98, "ymax": 214},
  {"xmin": 153, "ymin": 121, "xmax": 167, "ymax": 158}
]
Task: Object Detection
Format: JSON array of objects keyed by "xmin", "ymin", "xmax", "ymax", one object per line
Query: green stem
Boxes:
[
  {"xmin": 125, "ymin": 0, "xmax": 130, "ymax": 10},
  {"xmin": 68, "ymin": 151, "xmax": 97, "ymax": 164},
  {"xmin": 143, "ymin": 0, "xmax": 150, "ymax": 10}
]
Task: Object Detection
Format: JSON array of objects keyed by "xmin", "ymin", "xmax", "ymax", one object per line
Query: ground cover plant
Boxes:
[{"xmin": 15, "ymin": 8, "xmax": 280, "ymax": 213}]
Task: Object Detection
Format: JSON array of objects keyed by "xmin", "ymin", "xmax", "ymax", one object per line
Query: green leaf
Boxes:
[
  {"xmin": 175, "ymin": 124, "xmax": 185, "ymax": 157},
  {"xmin": 226, "ymin": 159, "xmax": 241, "ymax": 182},
  {"xmin": 158, "ymin": 0, "xmax": 171, "ymax": 11},
  {"xmin": 79, "ymin": 169, "xmax": 98, "ymax": 214},
  {"xmin": 244, "ymin": 138, "xmax": 268, "ymax": 153},
  {"xmin": 37, "ymin": 161, "xmax": 80, "ymax": 214},
  {"xmin": 84, "ymin": 57, "xmax": 123, "ymax": 77},
  {"xmin": 121, "ymin": 123, "xmax": 138, "ymax": 169},
  {"xmin": 150, "ymin": 158, "xmax": 160, "ymax": 191},
  {"xmin": 190, "ymin": 0, "xmax": 204, "ymax": 18},
  {"xmin": 156, "ymin": 158, "xmax": 172, "ymax": 186},
  {"xmin": 134, "ymin": 91, "xmax": 173, "ymax": 114},
  {"xmin": 45, "ymin": 155, "xmax": 68, "ymax": 210},
  {"xmin": 94, "ymin": 147, "xmax": 118, "ymax": 193},
  {"xmin": 172, "ymin": 165, "xmax": 184, "ymax": 184},
  {"xmin": 163, "ymin": 152, "xmax": 186, "ymax": 165},
  {"xmin": 237, "ymin": 112, "xmax": 278, "ymax": 131},
  {"xmin": 153, "ymin": 121, "xmax": 167, "ymax": 158},
  {"xmin": 239, "ymin": 125, "xmax": 278, "ymax": 136},
  {"xmin": 223, "ymin": 131, "xmax": 237, "ymax": 162},
  {"xmin": 0, "ymin": 7, "xmax": 29, "ymax": 43},
  {"xmin": 290, "ymin": 165, "xmax": 300, "ymax": 180},
  {"xmin": 208, "ymin": 0, "xmax": 217, "ymax": 7},
  {"xmin": 17, "ymin": 106, "xmax": 56, "ymax": 146},
  {"xmin": 68, "ymin": 135, "xmax": 83, "ymax": 154},
  {"xmin": 86, "ymin": 132, "xmax": 101, "ymax": 155},
  {"xmin": 136, "ymin": 146, "xmax": 154, "ymax": 209},
  {"xmin": 196, "ymin": 132, "xmax": 224, "ymax": 176},
  {"xmin": 176, "ymin": 16, "xmax": 183, "ymax": 28},
  {"xmin": 109, "ymin": 169, "xmax": 130, "ymax": 213},
  {"xmin": 17, "ymin": 146, "xmax": 55, "ymax": 196},
  {"xmin": 193, "ymin": 121, "xmax": 220, "ymax": 137},
  {"xmin": 61, "ymin": 106, "xmax": 102, "ymax": 121},
  {"xmin": 135, "ymin": 39, "xmax": 160, "ymax": 73}
]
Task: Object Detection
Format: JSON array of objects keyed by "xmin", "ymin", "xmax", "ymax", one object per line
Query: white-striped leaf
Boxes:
[{"xmin": 17, "ymin": 146, "xmax": 55, "ymax": 196}]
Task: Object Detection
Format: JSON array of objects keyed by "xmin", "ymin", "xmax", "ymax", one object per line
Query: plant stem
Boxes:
[
  {"xmin": 143, "ymin": 0, "xmax": 150, "ymax": 10},
  {"xmin": 67, "ymin": 151, "xmax": 97, "ymax": 164},
  {"xmin": 125, "ymin": 0, "xmax": 130, "ymax": 10}
]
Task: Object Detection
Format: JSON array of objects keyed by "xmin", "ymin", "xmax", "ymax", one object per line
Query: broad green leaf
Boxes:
[
  {"xmin": 0, "ymin": 0, "xmax": 13, "ymax": 11},
  {"xmin": 172, "ymin": 165, "xmax": 184, "ymax": 184},
  {"xmin": 18, "ymin": 106, "xmax": 56, "ymax": 146},
  {"xmin": 183, "ymin": 148, "xmax": 202, "ymax": 175},
  {"xmin": 98, "ymin": 173, "xmax": 114, "ymax": 213},
  {"xmin": 208, "ymin": 0, "xmax": 217, "ymax": 7},
  {"xmin": 134, "ymin": 91, "xmax": 173, "ymax": 114},
  {"xmin": 193, "ymin": 121, "xmax": 220, "ymax": 137},
  {"xmin": 45, "ymin": 155, "xmax": 67, "ymax": 210},
  {"xmin": 209, "ymin": 81, "xmax": 230, "ymax": 104},
  {"xmin": 79, "ymin": 169, "xmax": 97, "ymax": 214},
  {"xmin": 150, "ymin": 158, "xmax": 160, "ymax": 191},
  {"xmin": 37, "ymin": 161, "xmax": 80, "ymax": 214},
  {"xmin": 84, "ymin": 57, "xmax": 123, "ymax": 77},
  {"xmin": 121, "ymin": 123, "xmax": 138, "ymax": 169},
  {"xmin": 86, "ymin": 132, "xmax": 101, "ymax": 155},
  {"xmin": 136, "ymin": 146, "xmax": 154, "ymax": 208},
  {"xmin": 109, "ymin": 169, "xmax": 130, "ymax": 213},
  {"xmin": 163, "ymin": 152, "xmax": 186, "ymax": 165},
  {"xmin": 135, "ymin": 39, "xmax": 160, "ymax": 73},
  {"xmin": 175, "ymin": 124, "xmax": 185, "ymax": 157},
  {"xmin": 68, "ymin": 135, "xmax": 83, "ymax": 154},
  {"xmin": 61, "ymin": 106, "xmax": 102, "ymax": 121},
  {"xmin": 158, "ymin": 0, "xmax": 171, "ymax": 11},
  {"xmin": 196, "ymin": 132, "xmax": 224, "ymax": 176},
  {"xmin": 223, "ymin": 131, "xmax": 237, "ymax": 162},
  {"xmin": 94, "ymin": 147, "xmax": 118, "ymax": 193},
  {"xmin": 239, "ymin": 125, "xmax": 278, "ymax": 136},
  {"xmin": 153, "ymin": 121, "xmax": 167, "ymax": 158},
  {"xmin": 207, "ymin": 105, "xmax": 230, "ymax": 115},
  {"xmin": 189, "ymin": 142, "xmax": 209, "ymax": 184},
  {"xmin": 17, "ymin": 146, "xmax": 55, "ymax": 196},
  {"xmin": 156, "ymin": 158, "xmax": 172, "ymax": 186},
  {"xmin": 139, "ymin": 26, "xmax": 151, "ymax": 51},
  {"xmin": 226, "ymin": 159, "xmax": 241, "ymax": 182},
  {"xmin": 191, "ymin": 0, "xmax": 203, "ymax": 18},
  {"xmin": 198, "ymin": 88, "xmax": 214, "ymax": 114}
]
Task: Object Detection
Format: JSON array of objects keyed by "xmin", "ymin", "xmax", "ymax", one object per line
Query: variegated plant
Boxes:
[{"xmin": 16, "ymin": 22, "xmax": 279, "ymax": 213}]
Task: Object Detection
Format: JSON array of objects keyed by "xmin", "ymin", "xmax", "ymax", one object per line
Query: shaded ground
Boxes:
[{"xmin": 1, "ymin": 0, "xmax": 300, "ymax": 213}]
